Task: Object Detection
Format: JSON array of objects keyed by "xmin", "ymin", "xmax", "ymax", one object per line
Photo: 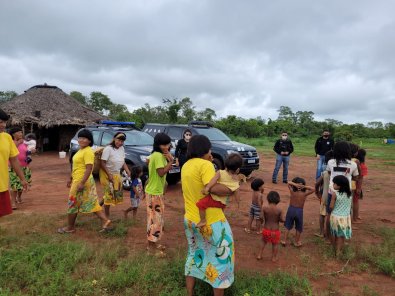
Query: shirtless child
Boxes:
[
  {"xmin": 257, "ymin": 191, "xmax": 284, "ymax": 262},
  {"xmin": 282, "ymin": 177, "xmax": 315, "ymax": 247},
  {"xmin": 245, "ymin": 178, "xmax": 264, "ymax": 234}
]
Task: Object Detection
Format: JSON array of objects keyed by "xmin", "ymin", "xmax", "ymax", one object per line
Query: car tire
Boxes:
[
  {"xmin": 243, "ymin": 170, "xmax": 253, "ymax": 177},
  {"xmin": 166, "ymin": 172, "xmax": 181, "ymax": 185},
  {"xmin": 212, "ymin": 158, "xmax": 223, "ymax": 171}
]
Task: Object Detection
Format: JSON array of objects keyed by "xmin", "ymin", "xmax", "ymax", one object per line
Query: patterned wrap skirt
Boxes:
[
  {"xmin": 67, "ymin": 176, "xmax": 102, "ymax": 214},
  {"xmin": 99, "ymin": 170, "xmax": 124, "ymax": 206},
  {"xmin": 9, "ymin": 167, "xmax": 32, "ymax": 191},
  {"xmin": 330, "ymin": 214, "xmax": 352, "ymax": 239},
  {"xmin": 147, "ymin": 194, "xmax": 165, "ymax": 243},
  {"xmin": 184, "ymin": 218, "xmax": 234, "ymax": 289}
]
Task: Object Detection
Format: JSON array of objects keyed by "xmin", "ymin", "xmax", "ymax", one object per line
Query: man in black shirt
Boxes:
[
  {"xmin": 272, "ymin": 131, "xmax": 294, "ymax": 184},
  {"xmin": 314, "ymin": 130, "xmax": 334, "ymax": 180}
]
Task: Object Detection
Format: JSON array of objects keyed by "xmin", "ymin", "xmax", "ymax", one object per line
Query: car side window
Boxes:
[
  {"xmin": 91, "ymin": 131, "xmax": 101, "ymax": 146},
  {"xmin": 101, "ymin": 132, "xmax": 113, "ymax": 146},
  {"xmin": 167, "ymin": 127, "xmax": 183, "ymax": 140}
]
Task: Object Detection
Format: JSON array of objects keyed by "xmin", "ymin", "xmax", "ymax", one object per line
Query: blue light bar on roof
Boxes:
[{"xmin": 100, "ymin": 120, "xmax": 135, "ymax": 125}]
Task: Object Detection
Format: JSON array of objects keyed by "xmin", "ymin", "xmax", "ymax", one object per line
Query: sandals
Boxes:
[
  {"xmin": 99, "ymin": 220, "xmax": 112, "ymax": 232},
  {"xmin": 57, "ymin": 227, "xmax": 76, "ymax": 234}
]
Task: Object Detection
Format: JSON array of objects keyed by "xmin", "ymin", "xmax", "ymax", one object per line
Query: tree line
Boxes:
[{"xmin": 1, "ymin": 90, "xmax": 394, "ymax": 140}]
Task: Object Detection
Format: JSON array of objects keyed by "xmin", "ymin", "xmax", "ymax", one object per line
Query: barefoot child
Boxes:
[
  {"xmin": 329, "ymin": 175, "xmax": 352, "ymax": 257},
  {"xmin": 123, "ymin": 166, "xmax": 145, "ymax": 220},
  {"xmin": 257, "ymin": 191, "xmax": 284, "ymax": 262},
  {"xmin": 282, "ymin": 177, "xmax": 315, "ymax": 247},
  {"xmin": 197, "ymin": 153, "xmax": 243, "ymax": 227},
  {"xmin": 245, "ymin": 178, "xmax": 264, "ymax": 234}
]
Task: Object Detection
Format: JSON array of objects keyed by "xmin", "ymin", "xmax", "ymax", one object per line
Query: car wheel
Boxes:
[
  {"xmin": 166, "ymin": 172, "xmax": 181, "ymax": 185},
  {"xmin": 243, "ymin": 170, "xmax": 253, "ymax": 177},
  {"xmin": 212, "ymin": 158, "xmax": 223, "ymax": 171}
]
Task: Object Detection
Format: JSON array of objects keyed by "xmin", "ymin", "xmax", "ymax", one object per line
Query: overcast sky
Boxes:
[{"xmin": 1, "ymin": 0, "xmax": 394, "ymax": 124}]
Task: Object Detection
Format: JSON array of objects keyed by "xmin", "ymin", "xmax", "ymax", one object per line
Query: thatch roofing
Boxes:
[{"xmin": 1, "ymin": 84, "xmax": 107, "ymax": 128}]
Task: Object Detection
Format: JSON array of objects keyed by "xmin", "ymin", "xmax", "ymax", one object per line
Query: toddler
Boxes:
[
  {"xmin": 123, "ymin": 166, "xmax": 145, "ymax": 220},
  {"xmin": 245, "ymin": 178, "xmax": 264, "ymax": 234}
]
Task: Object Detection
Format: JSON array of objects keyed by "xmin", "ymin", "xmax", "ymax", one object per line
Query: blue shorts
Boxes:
[
  {"xmin": 326, "ymin": 193, "xmax": 333, "ymax": 214},
  {"xmin": 284, "ymin": 206, "xmax": 304, "ymax": 233},
  {"xmin": 249, "ymin": 203, "xmax": 261, "ymax": 220}
]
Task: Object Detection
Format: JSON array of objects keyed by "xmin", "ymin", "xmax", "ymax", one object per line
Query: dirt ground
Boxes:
[{"xmin": 8, "ymin": 152, "xmax": 395, "ymax": 295}]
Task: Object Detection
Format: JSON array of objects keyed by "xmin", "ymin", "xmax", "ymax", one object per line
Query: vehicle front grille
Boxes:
[{"xmin": 239, "ymin": 151, "xmax": 258, "ymax": 158}]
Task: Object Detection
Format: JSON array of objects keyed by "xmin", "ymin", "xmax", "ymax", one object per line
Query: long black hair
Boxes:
[
  {"xmin": 0, "ymin": 108, "xmax": 9, "ymax": 121},
  {"xmin": 152, "ymin": 133, "xmax": 171, "ymax": 153},
  {"xmin": 8, "ymin": 126, "xmax": 22, "ymax": 139},
  {"xmin": 333, "ymin": 175, "xmax": 352, "ymax": 197},
  {"xmin": 77, "ymin": 129, "xmax": 94, "ymax": 146},
  {"xmin": 333, "ymin": 141, "xmax": 351, "ymax": 166},
  {"xmin": 186, "ymin": 135, "xmax": 211, "ymax": 160},
  {"xmin": 356, "ymin": 148, "xmax": 366, "ymax": 163}
]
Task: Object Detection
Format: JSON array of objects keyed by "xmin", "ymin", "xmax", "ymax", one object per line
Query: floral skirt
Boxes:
[
  {"xmin": 99, "ymin": 170, "xmax": 123, "ymax": 206},
  {"xmin": 184, "ymin": 218, "xmax": 234, "ymax": 289},
  {"xmin": 9, "ymin": 167, "xmax": 32, "ymax": 191},
  {"xmin": 330, "ymin": 214, "xmax": 352, "ymax": 239},
  {"xmin": 67, "ymin": 176, "xmax": 102, "ymax": 214},
  {"xmin": 147, "ymin": 194, "xmax": 164, "ymax": 243}
]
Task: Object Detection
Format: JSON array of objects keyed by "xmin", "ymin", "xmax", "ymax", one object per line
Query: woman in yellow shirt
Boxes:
[
  {"xmin": 182, "ymin": 135, "xmax": 234, "ymax": 296},
  {"xmin": 58, "ymin": 129, "xmax": 110, "ymax": 233}
]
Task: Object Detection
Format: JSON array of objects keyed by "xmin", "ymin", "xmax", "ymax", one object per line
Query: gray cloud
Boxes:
[{"xmin": 1, "ymin": 0, "xmax": 394, "ymax": 124}]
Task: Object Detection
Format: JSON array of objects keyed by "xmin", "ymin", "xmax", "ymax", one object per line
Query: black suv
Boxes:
[
  {"xmin": 69, "ymin": 121, "xmax": 180, "ymax": 188},
  {"xmin": 143, "ymin": 121, "xmax": 260, "ymax": 176}
]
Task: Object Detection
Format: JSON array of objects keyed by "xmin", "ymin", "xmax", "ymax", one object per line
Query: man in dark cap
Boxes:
[{"xmin": 0, "ymin": 108, "xmax": 28, "ymax": 217}]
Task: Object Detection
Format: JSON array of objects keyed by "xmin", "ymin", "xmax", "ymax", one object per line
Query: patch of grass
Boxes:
[
  {"xmin": 361, "ymin": 285, "xmax": 379, "ymax": 296},
  {"xmin": 0, "ymin": 213, "xmax": 313, "ymax": 296}
]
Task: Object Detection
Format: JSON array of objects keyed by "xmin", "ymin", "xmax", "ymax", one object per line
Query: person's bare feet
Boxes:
[
  {"xmin": 281, "ymin": 240, "xmax": 287, "ymax": 247},
  {"xmin": 197, "ymin": 219, "xmax": 207, "ymax": 228},
  {"xmin": 256, "ymin": 256, "xmax": 262, "ymax": 260},
  {"xmin": 272, "ymin": 257, "xmax": 278, "ymax": 262}
]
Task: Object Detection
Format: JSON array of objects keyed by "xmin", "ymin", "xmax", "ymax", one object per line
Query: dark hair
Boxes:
[
  {"xmin": 251, "ymin": 178, "xmax": 264, "ymax": 191},
  {"xmin": 349, "ymin": 143, "xmax": 360, "ymax": 157},
  {"xmin": 333, "ymin": 175, "xmax": 352, "ymax": 197},
  {"xmin": 152, "ymin": 133, "xmax": 171, "ymax": 153},
  {"xmin": 356, "ymin": 148, "xmax": 366, "ymax": 163},
  {"xmin": 187, "ymin": 135, "xmax": 211, "ymax": 159},
  {"xmin": 8, "ymin": 126, "xmax": 22, "ymax": 139},
  {"xmin": 324, "ymin": 150, "xmax": 334, "ymax": 164},
  {"xmin": 291, "ymin": 177, "xmax": 306, "ymax": 192},
  {"xmin": 0, "ymin": 108, "xmax": 10, "ymax": 121},
  {"xmin": 224, "ymin": 153, "xmax": 243, "ymax": 172},
  {"xmin": 333, "ymin": 141, "xmax": 351, "ymax": 166},
  {"xmin": 281, "ymin": 131, "xmax": 288, "ymax": 135},
  {"xmin": 110, "ymin": 132, "xmax": 126, "ymax": 148},
  {"xmin": 77, "ymin": 129, "xmax": 94, "ymax": 146},
  {"xmin": 267, "ymin": 191, "xmax": 280, "ymax": 204},
  {"xmin": 183, "ymin": 129, "xmax": 192, "ymax": 137},
  {"xmin": 130, "ymin": 166, "xmax": 142, "ymax": 180}
]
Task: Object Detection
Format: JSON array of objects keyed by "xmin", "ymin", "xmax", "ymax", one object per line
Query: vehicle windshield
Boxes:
[
  {"xmin": 124, "ymin": 130, "xmax": 154, "ymax": 146},
  {"xmin": 194, "ymin": 128, "xmax": 231, "ymax": 141}
]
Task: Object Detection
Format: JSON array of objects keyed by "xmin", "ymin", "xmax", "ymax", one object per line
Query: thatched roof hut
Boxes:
[
  {"xmin": 1, "ymin": 84, "xmax": 105, "ymax": 127},
  {"xmin": 1, "ymin": 84, "xmax": 107, "ymax": 151}
]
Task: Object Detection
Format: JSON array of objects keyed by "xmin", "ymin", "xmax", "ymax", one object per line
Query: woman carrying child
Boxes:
[
  {"xmin": 99, "ymin": 132, "xmax": 131, "ymax": 218},
  {"xmin": 145, "ymin": 133, "xmax": 174, "ymax": 255},
  {"xmin": 182, "ymin": 135, "xmax": 235, "ymax": 295},
  {"xmin": 58, "ymin": 129, "xmax": 111, "ymax": 233},
  {"xmin": 123, "ymin": 166, "xmax": 144, "ymax": 220},
  {"xmin": 329, "ymin": 175, "xmax": 353, "ymax": 257}
]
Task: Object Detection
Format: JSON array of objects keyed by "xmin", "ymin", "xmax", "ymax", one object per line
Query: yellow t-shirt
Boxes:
[
  {"xmin": 181, "ymin": 158, "xmax": 226, "ymax": 225},
  {"xmin": 211, "ymin": 169, "xmax": 240, "ymax": 204},
  {"xmin": 72, "ymin": 146, "xmax": 94, "ymax": 181},
  {"xmin": 0, "ymin": 132, "xmax": 19, "ymax": 192}
]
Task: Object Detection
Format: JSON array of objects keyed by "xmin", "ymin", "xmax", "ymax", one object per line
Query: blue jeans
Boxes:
[
  {"xmin": 316, "ymin": 154, "xmax": 326, "ymax": 180},
  {"xmin": 272, "ymin": 154, "xmax": 290, "ymax": 182}
]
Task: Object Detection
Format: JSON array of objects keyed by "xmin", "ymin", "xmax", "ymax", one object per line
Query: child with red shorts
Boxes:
[
  {"xmin": 257, "ymin": 191, "xmax": 284, "ymax": 262},
  {"xmin": 197, "ymin": 153, "xmax": 242, "ymax": 227}
]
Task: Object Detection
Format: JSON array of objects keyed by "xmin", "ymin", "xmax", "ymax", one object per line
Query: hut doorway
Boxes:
[{"xmin": 41, "ymin": 127, "xmax": 60, "ymax": 152}]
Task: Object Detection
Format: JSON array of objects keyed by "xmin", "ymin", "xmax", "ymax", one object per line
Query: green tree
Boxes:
[
  {"xmin": 0, "ymin": 91, "xmax": 18, "ymax": 103},
  {"xmin": 179, "ymin": 97, "xmax": 196, "ymax": 123},
  {"xmin": 88, "ymin": 92, "xmax": 113, "ymax": 114},
  {"xmin": 196, "ymin": 108, "xmax": 216, "ymax": 122},
  {"xmin": 277, "ymin": 106, "xmax": 296, "ymax": 124},
  {"xmin": 70, "ymin": 91, "xmax": 88, "ymax": 105}
]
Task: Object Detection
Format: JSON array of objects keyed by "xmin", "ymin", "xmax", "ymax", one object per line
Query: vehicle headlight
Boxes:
[
  {"xmin": 227, "ymin": 150, "xmax": 238, "ymax": 155},
  {"xmin": 140, "ymin": 155, "xmax": 148, "ymax": 162}
]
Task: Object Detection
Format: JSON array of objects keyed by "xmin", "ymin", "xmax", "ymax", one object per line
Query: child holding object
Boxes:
[
  {"xmin": 197, "ymin": 153, "xmax": 243, "ymax": 227},
  {"xmin": 123, "ymin": 166, "xmax": 145, "ymax": 220}
]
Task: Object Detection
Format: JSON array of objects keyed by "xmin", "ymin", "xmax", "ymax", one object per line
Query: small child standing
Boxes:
[
  {"xmin": 355, "ymin": 148, "xmax": 368, "ymax": 221},
  {"xmin": 197, "ymin": 153, "xmax": 243, "ymax": 227},
  {"xmin": 329, "ymin": 175, "xmax": 353, "ymax": 257},
  {"xmin": 282, "ymin": 177, "xmax": 315, "ymax": 247},
  {"xmin": 257, "ymin": 191, "xmax": 284, "ymax": 262},
  {"xmin": 245, "ymin": 178, "xmax": 264, "ymax": 234},
  {"xmin": 123, "ymin": 166, "xmax": 145, "ymax": 220}
]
